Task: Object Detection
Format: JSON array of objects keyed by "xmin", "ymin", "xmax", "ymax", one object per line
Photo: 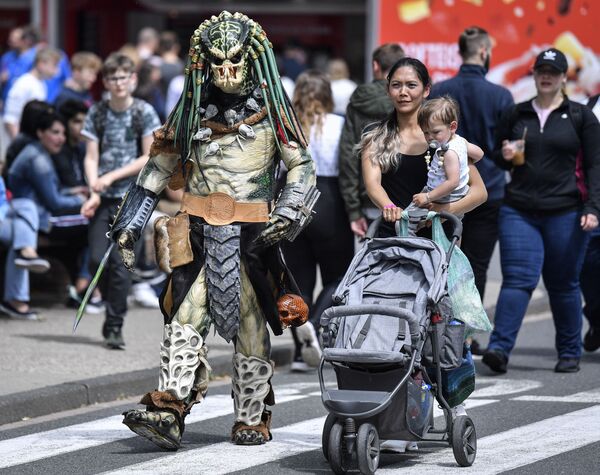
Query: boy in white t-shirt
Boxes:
[
  {"xmin": 3, "ymin": 47, "xmax": 61, "ymax": 138},
  {"xmin": 403, "ymin": 96, "xmax": 483, "ymax": 232}
]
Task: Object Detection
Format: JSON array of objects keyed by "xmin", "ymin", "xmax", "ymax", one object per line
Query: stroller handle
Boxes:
[
  {"xmin": 365, "ymin": 211, "xmax": 463, "ymax": 240},
  {"xmin": 437, "ymin": 211, "xmax": 463, "ymax": 241},
  {"xmin": 320, "ymin": 304, "xmax": 422, "ymax": 339}
]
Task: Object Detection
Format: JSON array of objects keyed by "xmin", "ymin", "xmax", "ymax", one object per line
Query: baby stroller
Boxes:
[{"xmin": 318, "ymin": 212, "xmax": 476, "ymax": 474}]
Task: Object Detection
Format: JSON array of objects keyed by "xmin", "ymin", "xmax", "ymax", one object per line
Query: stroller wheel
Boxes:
[
  {"xmin": 451, "ymin": 415, "xmax": 477, "ymax": 467},
  {"xmin": 322, "ymin": 413, "xmax": 337, "ymax": 461},
  {"xmin": 328, "ymin": 421, "xmax": 352, "ymax": 474},
  {"xmin": 357, "ymin": 423, "xmax": 380, "ymax": 475}
]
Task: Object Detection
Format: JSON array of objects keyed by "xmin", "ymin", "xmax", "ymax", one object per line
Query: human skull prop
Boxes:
[{"xmin": 277, "ymin": 293, "xmax": 309, "ymax": 328}]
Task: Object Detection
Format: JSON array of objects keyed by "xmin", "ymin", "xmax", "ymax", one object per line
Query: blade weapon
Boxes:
[{"xmin": 73, "ymin": 242, "xmax": 114, "ymax": 333}]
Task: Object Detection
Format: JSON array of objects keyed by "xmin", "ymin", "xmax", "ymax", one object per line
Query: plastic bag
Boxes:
[
  {"xmin": 396, "ymin": 212, "xmax": 491, "ymax": 336},
  {"xmin": 428, "ymin": 347, "xmax": 475, "ymax": 407},
  {"xmin": 430, "ymin": 214, "xmax": 492, "ymax": 337}
]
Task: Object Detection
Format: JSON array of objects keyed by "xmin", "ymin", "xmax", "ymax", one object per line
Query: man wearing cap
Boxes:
[{"xmin": 482, "ymin": 47, "xmax": 600, "ymax": 375}]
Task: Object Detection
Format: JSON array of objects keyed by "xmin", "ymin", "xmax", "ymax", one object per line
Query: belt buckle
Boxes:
[{"xmin": 206, "ymin": 192, "xmax": 236, "ymax": 225}]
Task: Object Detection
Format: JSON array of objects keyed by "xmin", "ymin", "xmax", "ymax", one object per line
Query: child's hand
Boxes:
[
  {"xmin": 81, "ymin": 193, "xmax": 100, "ymax": 218},
  {"xmin": 412, "ymin": 193, "xmax": 430, "ymax": 208},
  {"xmin": 92, "ymin": 174, "xmax": 114, "ymax": 193}
]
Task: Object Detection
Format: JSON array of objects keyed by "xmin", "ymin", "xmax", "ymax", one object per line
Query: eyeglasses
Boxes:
[{"xmin": 106, "ymin": 74, "xmax": 131, "ymax": 84}]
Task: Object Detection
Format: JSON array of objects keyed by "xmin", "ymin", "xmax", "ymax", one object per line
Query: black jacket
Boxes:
[
  {"xmin": 492, "ymin": 98, "xmax": 600, "ymax": 218},
  {"xmin": 338, "ymin": 80, "xmax": 393, "ymax": 221}
]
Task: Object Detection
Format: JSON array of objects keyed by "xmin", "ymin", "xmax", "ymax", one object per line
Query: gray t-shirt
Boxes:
[{"xmin": 82, "ymin": 100, "xmax": 161, "ymax": 198}]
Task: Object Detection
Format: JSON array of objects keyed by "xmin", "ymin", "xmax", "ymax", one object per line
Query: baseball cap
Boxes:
[{"xmin": 533, "ymin": 48, "xmax": 568, "ymax": 73}]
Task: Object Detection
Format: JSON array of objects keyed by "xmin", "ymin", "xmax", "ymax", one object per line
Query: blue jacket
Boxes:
[
  {"xmin": 430, "ymin": 65, "xmax": 514, "ymax": 201},
  {"xmin": 0, "ymin": 177, "xmax": 8, "ymax": 222},
  {"xmin": 8, "ymin": 142, "xmax": 83, "ymax": 232}
]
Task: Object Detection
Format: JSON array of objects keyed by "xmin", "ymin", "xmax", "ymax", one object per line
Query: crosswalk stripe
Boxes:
[
  {"xmin": 109, "ymin": 404, "xmax": 600, "ymax": 474},
  {"xmin": 106, "ymin": 417, "xmax": 326, "ymax": 474},
  {"xmin": 3, "ymin": 381, "xmax": 599, "ymax": 474},
  {"xmin": 0, "ymin": 388, "xmax": 306, "ymax": 470},
  {"xmin": 378, "ymin": 404, "xmax": 600, "ymax": 474},
  {"xmin": 433, "ymin": 398, "xmax": 497, "ymax": 418},
  {"xmin": 471, "ymin": 377, "xmax": 543, "ymax": 398},
  {"xmin": 512, "ymin": 387, "xmax": 600, "ymax": 403}
]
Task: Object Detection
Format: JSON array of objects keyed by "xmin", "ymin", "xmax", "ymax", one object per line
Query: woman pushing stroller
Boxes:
[
  {"xmin": 360, "ymin": 58, "xmax": 486, "ymax": 230},
  {"xmin": 314, "ymin": 57, "xmax": 490, "ymax": 474}
]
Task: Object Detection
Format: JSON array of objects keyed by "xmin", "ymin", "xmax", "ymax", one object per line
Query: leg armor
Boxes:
[
  {"xmin": 158, "ymin": 321, "xmax": 210, "ymax": 400},
  {"xmin": 231, "ymin": 353, "xmax": 274, "ymax": 445},
  {"xmin": 123, "ymin": 322, "xmax": 210, "ymax": 450}
]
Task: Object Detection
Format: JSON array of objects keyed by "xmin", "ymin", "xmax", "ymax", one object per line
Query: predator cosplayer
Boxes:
[{"xmin": 111, "ymin": 11, "xmax": 318, "ymax": 449}]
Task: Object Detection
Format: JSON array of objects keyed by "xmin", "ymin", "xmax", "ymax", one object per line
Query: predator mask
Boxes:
[{"xmin": 201, "ymin": 13, "xmax": 251, "ymax": 94}]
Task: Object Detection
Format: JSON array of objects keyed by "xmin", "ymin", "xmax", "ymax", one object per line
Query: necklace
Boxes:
[
  {"xmin": 425, "ymin": 148, "xmax": 432, "ymax": 170},
  {"xmin": 424, "ymin": 141, "xmax": 449, "ymax": 171}
]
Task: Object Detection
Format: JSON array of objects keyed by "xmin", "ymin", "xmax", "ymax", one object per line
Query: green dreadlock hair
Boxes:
[{"xmin": 165, "ymin": 11, "xmax": 306, "ymax": 162}]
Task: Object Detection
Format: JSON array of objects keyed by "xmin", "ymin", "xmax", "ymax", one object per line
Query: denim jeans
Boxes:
[
  {"xmin": 488, "ymin": 206, "xmax": 590, "ymax": 359},
  {"xmin": 0, "ymin": 198, "xmax": 40, "ymax": 302},
  {"xmin": 580, "ymin": 228, "xmax": 600, "ymax": 330}
]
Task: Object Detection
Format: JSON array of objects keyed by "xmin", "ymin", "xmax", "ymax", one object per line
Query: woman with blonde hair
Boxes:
[{"xmin": 283, "ymin": 69, "xmax": 354, "ymax": 371}]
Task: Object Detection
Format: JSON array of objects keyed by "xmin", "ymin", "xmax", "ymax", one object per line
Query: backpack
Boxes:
[
  {"xmin": 508, "ymin": 100, "xmax": 586, "ymax": 200},
  {"xmin": 92, "ymin": 98, "xmax": 146, "ymax": 155}
]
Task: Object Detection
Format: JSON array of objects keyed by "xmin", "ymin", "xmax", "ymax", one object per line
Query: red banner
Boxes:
[{"xmin": 379, "ymin": 0, "xmax": 599, "ymax": 102}]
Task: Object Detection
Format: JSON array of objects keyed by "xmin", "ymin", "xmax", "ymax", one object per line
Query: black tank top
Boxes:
[{"xmin": 381, "ymin": 152, "xmax": 428, "ymax": 208}]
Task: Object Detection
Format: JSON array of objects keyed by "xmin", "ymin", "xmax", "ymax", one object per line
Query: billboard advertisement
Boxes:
[{"xmin": 378, "ymin": 0, "xmax": 599, "ymax": 102}]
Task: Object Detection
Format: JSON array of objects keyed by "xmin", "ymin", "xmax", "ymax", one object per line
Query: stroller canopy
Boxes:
[{"xmin": 323, "ymin": 236, "xmax": 448, "ymax": 363}]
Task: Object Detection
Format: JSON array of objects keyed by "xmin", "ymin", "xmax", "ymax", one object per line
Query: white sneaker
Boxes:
[
  {"xmin": 452, "ymin": 404, "xmax": 467, "ymax": 418},
  {"xmin": 290, "ymin": 360, "xmax": 312, "ymax": 373},
  {"xmin": 296, "ymin": 321, "xmax": 322, "ymax": 367},
  {"xmin": 380, "ymin": 440, "xmax": 419, "ymax": 453},
  {"xmin": 85, "ymin": 296, "xmax": 105, "ymax": 315},
  {"xmin": 131, "ymin": 282, "xmax": 160, "ymax": 308}
]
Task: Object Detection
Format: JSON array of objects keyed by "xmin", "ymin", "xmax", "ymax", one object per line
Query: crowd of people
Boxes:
[{"xmin": 0, "ymin": 22, "xmax": 599, "ymax": 379}]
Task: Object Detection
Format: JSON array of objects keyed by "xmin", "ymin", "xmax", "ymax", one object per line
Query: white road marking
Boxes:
[
  {"xmin": 105, "ymin": 416, "xmax": 326, "ymax": 474},
  {"xmin": 471, "ymin": 378, "xmax": 542, "ymax": 398},
  {"xmin": 523, "ymin": 312, "xmax": 552, "ymax": 324},
  {"xmin": 433, "ymin": 398, "xmax": 497, "ymax": 418},
  {"xmin": 378, "ymin": 405, "xmax": 600, "ymax": 474},
  {"xmin": 4, "ymin": 388, "xmax": 600, "ymax": 474},
  {"xmin": 0, "ymin": 389, "xmax": 306, "ymax": 469},
  {"xmin": 513, "ymin": 387, "xmax": 600, "ymax": 404}
]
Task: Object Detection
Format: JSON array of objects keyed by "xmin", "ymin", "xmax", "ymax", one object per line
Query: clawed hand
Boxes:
[
  {"xmin": 254, "ymin": 216, "xmax": 291, "ymax": 248},
  {"xmin": 117, "ymin": 230, "xmax": 137, "ymax": 271}
]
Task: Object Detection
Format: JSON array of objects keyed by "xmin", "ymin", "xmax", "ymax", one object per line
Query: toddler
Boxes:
[{"xmin": 405, "ymin": 96, "xmax": 483, "ymax": 231}]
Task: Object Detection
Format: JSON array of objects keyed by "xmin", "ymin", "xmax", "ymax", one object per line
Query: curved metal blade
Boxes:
[{"xmin": 72, "ymin": 242, "xmax": 114, "ymax": 333}]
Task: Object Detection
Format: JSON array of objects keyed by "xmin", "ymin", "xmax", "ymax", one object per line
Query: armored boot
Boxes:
[
  {"xmin": 123, "ymin": 322, "xmax": 210, "ymax": 450},
  {"xmin": 230, "ymin": 353, "xmax": 274, "ymax": 445}
]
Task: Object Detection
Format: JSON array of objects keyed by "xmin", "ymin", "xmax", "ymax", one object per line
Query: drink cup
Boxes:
[{"xmin": 511, "ymin": 139, "xmax": 525, "ymax": 166}]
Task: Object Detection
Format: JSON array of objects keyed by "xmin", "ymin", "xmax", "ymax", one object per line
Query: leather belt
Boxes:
[{"xmin": 180, "ymin": 192, "xmax": 271, "ymax": 225}]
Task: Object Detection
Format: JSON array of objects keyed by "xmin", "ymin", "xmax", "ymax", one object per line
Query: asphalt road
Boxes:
[{"xmin": 1, "ymin": 309, "xmax": 599, "ymax": 475}]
